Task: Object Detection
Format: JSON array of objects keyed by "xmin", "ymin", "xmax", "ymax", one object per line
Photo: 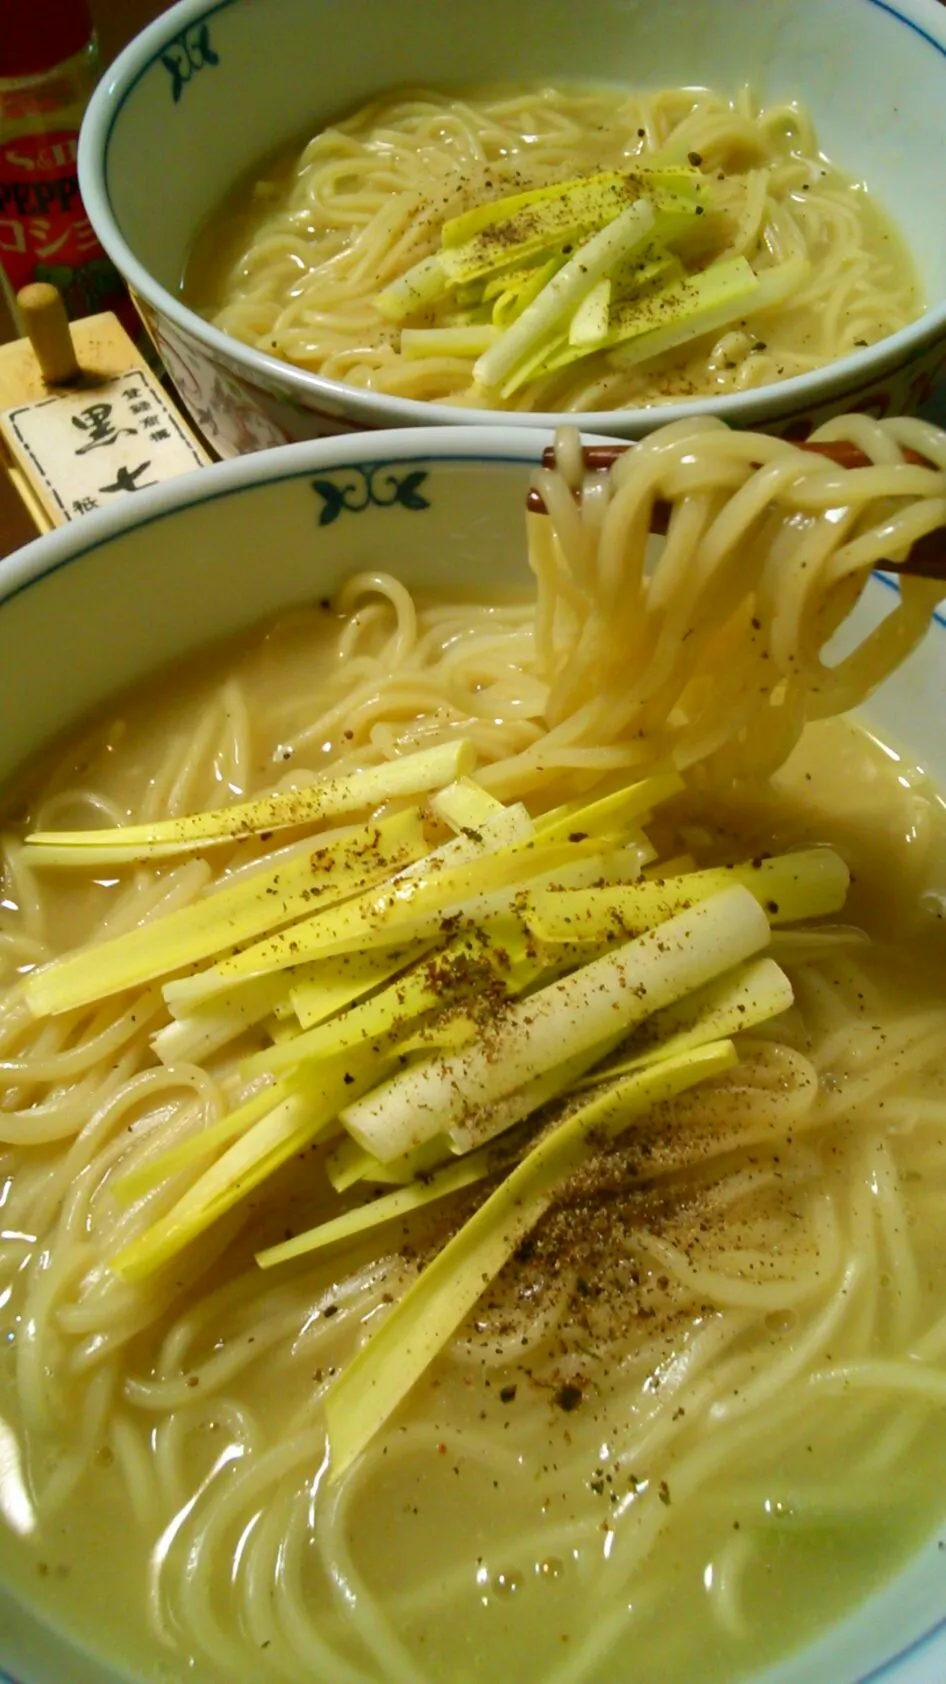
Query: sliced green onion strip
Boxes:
[
  {"xmin": 474, "ymin": 198, "xmax": 656, "ymax": 392},
  {"xmin": 401, "ymin": 325, "xmax": 499, "ymax": 360},
  {"xmin": 525, "ymin": 848, "xmax": 850, "ymax": 944},
  {"xmin": 608, "ymin": 256, "xmax": 806, "ymax": 371},
  {"xmin": 25, "ymin": 740, "xmax": 475, "ymax": 863},
  {"xmin": 257, "ymin": 1146, "xmax": 496, "ymax": 1269},
  {"xmin": 110, "ymin": 1051, "xmax": 387, "ymax": 1283},
  {"xmin": 25, "ymin": 807, "xmax": 430, "ymax": 1019}
]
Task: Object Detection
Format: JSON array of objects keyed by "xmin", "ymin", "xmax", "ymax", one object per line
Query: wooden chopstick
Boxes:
[{"xmin": 525, "ymin": 438, "xmax": 946, "ymax": 582}]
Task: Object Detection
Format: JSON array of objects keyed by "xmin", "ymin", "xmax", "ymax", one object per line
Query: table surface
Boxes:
[{"xmin": 0, "ymin": 1, "xmax": 172, "ymax": 559}]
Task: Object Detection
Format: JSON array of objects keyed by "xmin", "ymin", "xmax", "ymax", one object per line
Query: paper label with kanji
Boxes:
[{"xmin": 0, "ymin": 368, "xmax": 207, "ymax": 523}]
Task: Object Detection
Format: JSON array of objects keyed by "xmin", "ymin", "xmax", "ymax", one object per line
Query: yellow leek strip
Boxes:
[
  {"xmin": 396, "ymin": 1012, "xmax": 480, "ymax": 1056},
  {"xmin": 450, "ymin": 282, "xmax": 488, "ymax": 310},
  {"xmin": 514, "ymin": 255, "xmax": 759, "ymax": 392},
  {"xmin": 525, "ymin": 849, "xmax": 850, "ymax": 944},
  {"xmin": 111, "ymin": 1079, "xmax": 293, "ymax": 1205},
  {"xmin": 110, "ymin": 1091, "xmax": 325, "ymax": 1283},
  {"xmin": 266, "ymin": 1012, "xmax": 299, "ymax": 1045},
  {"xmin": 573, "ymin": 956, "xmax": 793, "ymax": 1092},
  {"xmin": 489, "ymin": 257, "xmax": 561, "ymax": 330},
  {"xmin": 289, "ymin": 943, "xmax": 436, "ymax": 1032},
  {"xmin": 442, "ymin": 174, "xmax": 604, "ymax": 250},
  {"xmin": 24, "ymin": 807, "xmax": 431, "ymax": 1020},
  {"xmin": 427, "ymin": 777, "xmax": 506, "ymax": 835},
  {"xmin": 534, "ymin": 768, "xmax": 683, "ymax": 844},
  {"xmin": 440, "ymin": 166, "xmax": 700, "ymax": 249},
  {"xmin": 569, "ymin": 278, "xmax": 611, "ymax": 346},
  {"xmin": 482, "ymin": 266, "xmax": 531, "ymax": 303},
  {"xmin": 441, "ymin": 215, "xmax": 593, "ymax": 289},
  {"xmin": 325, "ymin": 1039, "xmax": 737, "ymax": 1478},
  {"xmin": 401, "ymin": 325, "xmax": 499, "ymax": 360},
  {"xmin": 244, "ymin": 952, "xmax": 450, "ymax": 1080},
  {"xmin": 607, "ymin": 255, "xmax": 758, "ymax": 347},
  {"xmin": 342, "ymin": 882, "xmax": 770, "ymax": 1164},
  {"xmin": 163, "ymin": 801, "xmax": 531, "ymax": 1011},
  {"xmin": 153, "ymin": 973, "xmax": 295, "ymax": 1067},
  {"xmin": 257, "ymin": 1146, "xmax": 497, "ymax": 1270},
  {"xmin": 441, "ymin": 169, "xmax": 703, "ymax": 283},
  {"xmin": 375, "ymin": 253, "xmax": 450, "ymax": 321},
  {"xmin": 328, "ymin": 1134, "xmax": 453, "ymax": 1191},
  {"xmin": 163, "ymin": 832, "xmax": 608, "ymax": 1011},
  {"xmin": 438, "ymin": 956, "xmax": 792, "ymax": 1155},
  {"xmin": 325, "ymin": 1132, "xmax": 450, "ymax": 1194},
  {"xmin": 326, "ymin": 1135, "xmax": 380, "ymax": 1193},
  {"xmin": 448, "ymin": 1032, "xmax": 626, "ymax": 1156},
  {"xmin": 25, "ymin": 739, "xmax": 475, "ymax": 863},
  {"xmin": 109, "ymin": 1051, "xmax": 386, "ymax": 1283},
  {"xmin": 609, "ymin": 247, "xmax": 681, "ymax": 301},
  {"xmin": 608, "ymin": 254, "xmax": 806, "ymax": 372},
  {"xmin": 643, "ymin": 853, "xmax": 696, "ymax": 879}
]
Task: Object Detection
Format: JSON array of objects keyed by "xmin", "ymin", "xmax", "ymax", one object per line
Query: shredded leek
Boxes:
[
  {"xmin": 489, "ymin": 257, "xmax": 561, "ymax": 329},
  {"xmin": 326, "ymin": 1133, "xmax": 452, "ymax": 1193},
  {"xmin": 500, "ymin": 257, "xmax": 757, "ymax": 392},
  {"xmin": 25, "ymin": 740, "xmax": 475, "ymax": 863},
  {"xmin": 535, "ymin": 768, "xmax": 683, "ymax": 843},
  {"xmin": 325, "ymin": 1040, "xmax": 737, "ymax": 1478},
  {"xmin": 608, "ymin": 255, "xmax": 806, "ymax": 371},
  {"xmin": 524, "ymin": 849, "xmax": 850, "ymax": 943},
  {"xmin": 152, "ymin": 973, "xmax": 295, "ymax": 1067},
  {"xmin": 574, "ymin": 956, "xmax": 794, "ymax": 1090},
  {"xmin": 569, "ymin": 279, "xmax": 611, "ymax": 346},
  {"xmin": 289, "ymin": 943, "xmax": 436, "ymax": 1033},
  {"xmin": 24, "ymin": 807, "xmax": 430, "ymax": 1019},
  {"xmin": 474, "ymin": 199, "xmax": 656, "ymax": 392},
  {"xmin": 111, "ymin": 1086, "xmax": 325, "ymax": 1282},
  {"xmin": 110, "ymin": 1052, "xmax": 384, "ymax": 1283},
  {"xmin": 112, "ymin": 1079, "xmax": 293, "ymax": 1205},
  {"xmin": 428, "ymin": 778, "xmax": 506, "ymax": 834},
  {"xmin": 257, "ymin": 1146, "xmax": 496, "ymax": 1269},
  {"xmin": 162, "ymin": 832, "xmax": 610, "ymax": 1011},
  {"xmin": 20, "ymin": 747, "xmax": 852, "ymax": 1331},
  {"xmin": 441, "ymin": 167, "xmax": 701, "ymax": 247},
  {"xmin": 240, "ymin": 920, "xmax": 539, "ymax": 1082},
  {"xmin": 401, "ymin": 325, "xmax": 499, "ymax": 360},
  {"xmin": 341, "ymin": 883, "xmax": 770, "ymax": 1162},
  {"xmin": 375, "ymin": 254, "xmax": 450, "ymax": 321},
  {"xmin": 370, "ymin": 156, "xmax": 811, "ymax": 398}
]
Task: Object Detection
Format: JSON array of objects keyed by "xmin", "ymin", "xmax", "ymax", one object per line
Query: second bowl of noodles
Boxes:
[{"xmin": 78, "ymin": 0, "xmax": 946, "ymax": 455}]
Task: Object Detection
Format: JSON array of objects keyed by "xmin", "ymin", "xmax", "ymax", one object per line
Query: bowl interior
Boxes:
[
  {"xmin": 1, "ymin": 431, "xmax": 946, "ymax": 1684},
  {"xmin": 0, "ymin": 434, "xmax": 540, "ymax": 785},
  {"xmin": 96, "ymin": 0, "xmax": 946, "ymax": 313}
]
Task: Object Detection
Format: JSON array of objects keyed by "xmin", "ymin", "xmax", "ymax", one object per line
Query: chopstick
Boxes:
[{"xmin": 526, "ymin": 439, "xmax": 946, "ymax": 583}]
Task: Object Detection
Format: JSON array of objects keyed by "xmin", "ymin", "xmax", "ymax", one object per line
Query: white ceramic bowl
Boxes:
[
  {"xmin": 0, "ymin": 428, "xmax": 945, "ymax": 1684},
  {"xmin": 78, "ymin": 0, "xmax": 946, "ymax": 458}
]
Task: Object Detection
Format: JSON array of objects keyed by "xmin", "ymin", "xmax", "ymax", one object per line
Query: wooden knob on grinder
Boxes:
[{"xmin": 16, "ymin": 283, "xmax": 80, "ymax": 385}]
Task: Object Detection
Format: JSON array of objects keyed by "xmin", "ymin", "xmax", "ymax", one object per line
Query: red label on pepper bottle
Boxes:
[{"xmin": 0, "ymin": 127, "xmax": 130, "ymax": 322}]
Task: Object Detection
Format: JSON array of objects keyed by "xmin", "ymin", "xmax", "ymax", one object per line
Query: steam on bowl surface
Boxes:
[
  {"xmin": 0, "ymin": 422, "xmax": 946, "ymax": 1684},
  {"xmin": 77, "ymin": 0, "xmax": 946, "ymax": 457}
]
